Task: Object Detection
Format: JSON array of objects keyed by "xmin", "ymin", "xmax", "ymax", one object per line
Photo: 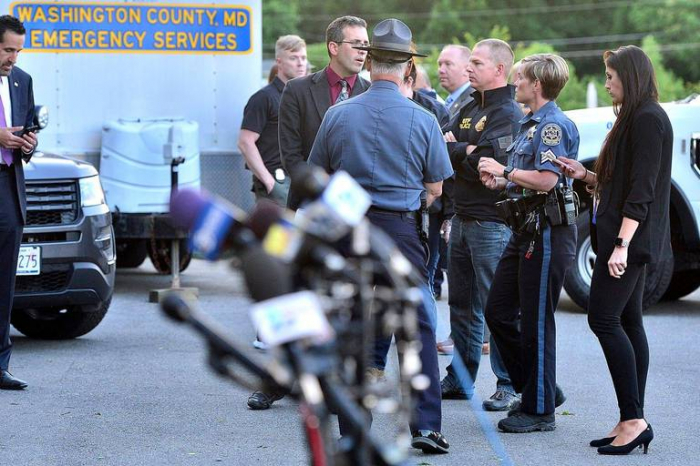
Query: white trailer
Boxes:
[{"xmin": 4, "ymin": 0, "xmax": 262, "ymax": 272}]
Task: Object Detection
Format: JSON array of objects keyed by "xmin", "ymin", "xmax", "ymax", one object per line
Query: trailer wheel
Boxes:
[
  {"xmin": 147, "ymin": 239, "xmax": 192, "ymax": 274},
  {"xmin": 11, "ymin": 297, "xmax": 111, "ymax": 340},
  {"xmin": 564, "ymin": 211, "xmax": 674, "ymax": 311},
  {"xmin": 116, "ymin": 240, "xmax": 148, "ymax": 268}
]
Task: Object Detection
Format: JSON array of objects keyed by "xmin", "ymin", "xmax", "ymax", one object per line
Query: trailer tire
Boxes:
[
  {"xmin": 147, "ymin": 239, "xmax": 192, "ymax": 274},
  {"xmin": 116, "ymin": 240, "xmax": 148, "ymax": 268},
  {"xmin": 11, "ymin": 297, "xmax": 111, "ymax": 340},
  {"xmin": 564, "ymin": 211, "xmax": 674, "ymax": 311}
]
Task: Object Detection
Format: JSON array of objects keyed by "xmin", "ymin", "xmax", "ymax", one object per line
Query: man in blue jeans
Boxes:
[{"xmin": 441, "ymin": 39, "xmax": 522, "ymax": 410}]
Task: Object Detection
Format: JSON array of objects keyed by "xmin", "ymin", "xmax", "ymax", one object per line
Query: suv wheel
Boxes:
[
  {"xmin": 147, "ymin": 239, "xmax": 192, "ymax": 274},
  {"xmin": 11, "ymin": 297, "xmax": 112, "ymax": 340},
  {"xmin": 662, "ymin": 270, "xmax": 700, "ymax": 301},
  {"xmin": 564, "ymin": 212, "xmax": 674, "ymax": 311}
]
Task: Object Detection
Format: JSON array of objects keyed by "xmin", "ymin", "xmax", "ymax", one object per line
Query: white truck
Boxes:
[
  {"xmin": 7, "ymin": 0, "xmax": 262, "ymax": 272},
  {"xmin": 564, "ymin": 95, "xmax": 700, "ymax": 309}
]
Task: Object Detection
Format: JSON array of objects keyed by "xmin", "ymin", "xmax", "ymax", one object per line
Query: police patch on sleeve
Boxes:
[
  {"xmin": 540, "ymin": 149, "xmax": 557, "ymax": 165},
  {"xmin": 541, "ymin": 124, "xmax": 562, "ymax": 146}
]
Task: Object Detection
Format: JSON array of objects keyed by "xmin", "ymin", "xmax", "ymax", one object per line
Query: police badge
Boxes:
[
  {"xmin": 526, "ymin": 125, "xmax": 537, "ymax": 140},
  {"xmin": 541, "ymin": 124, "xmax": 562, "ymax": 146},
  {"xmin": 475, "ymin": 116, "xmax": 487, "ymax": 132}
]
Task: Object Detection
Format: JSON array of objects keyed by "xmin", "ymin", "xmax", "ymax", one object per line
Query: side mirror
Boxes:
[{"xmin": 34, "ymin": 105, "xmax": 49, "ymax": 130}]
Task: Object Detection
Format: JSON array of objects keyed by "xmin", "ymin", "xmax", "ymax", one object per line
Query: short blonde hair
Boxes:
[
  {"xmin": 474, "ymin": 39, "xmax": 514, "ymax": 72},
  {"xmin": 275, "ymin": 35, "xmax": 306, "ymax": 58},
  {"xmin": 519, "ymin": 54, "xmax": 569, "ymax": 100}
]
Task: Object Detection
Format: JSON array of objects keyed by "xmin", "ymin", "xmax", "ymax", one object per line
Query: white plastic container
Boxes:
[{"xmin": 100, "ymin": 118, "xmax": 200, "ymax": 213}]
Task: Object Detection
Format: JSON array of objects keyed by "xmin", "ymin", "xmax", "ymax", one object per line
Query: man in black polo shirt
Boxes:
[{"xmin": 238, "ymin": 35, "xmax": 307, "ymax": 206}]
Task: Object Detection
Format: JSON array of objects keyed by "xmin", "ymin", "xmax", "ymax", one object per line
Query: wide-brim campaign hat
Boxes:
[{"xmin": 353, "ymin": 18, "xmax": 427, "ymax": 58}]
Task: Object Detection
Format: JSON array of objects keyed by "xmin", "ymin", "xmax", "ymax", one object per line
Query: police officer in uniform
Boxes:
[
  {"xmin": 478, "ymin": 54, "xmax": 579, "ymax": 433},
  {"xmin": 308, "ymin": 19, "xmax": 453, "ymax": 454}
]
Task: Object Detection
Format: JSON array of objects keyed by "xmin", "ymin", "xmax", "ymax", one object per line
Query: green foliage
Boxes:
[
  {"xmin": 640, "ymin": 36, "xmax": 687, "ymax": 102},
  {"xmin": 261, "ymin": 1, "xmax": 700, "ymax": 108},
  {"xmin": 306, "ymin": 43, "xmax": 329, "ymax": 72},
  {"xmin": 262, "ymin": 0, "xmax": 301, "ymax": 55}
]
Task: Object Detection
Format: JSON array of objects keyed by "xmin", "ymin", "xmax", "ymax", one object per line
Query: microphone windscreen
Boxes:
[
  {"xmin": 240, "ymin": 246, "xmax": 294, "ymax": 302},
  {"xmin": 292, "ymin": 165, "xmax": 330, "ymax": 202},
  {"xmin": 247, "ymin": 199, "xmax": 285, "ymax": 240},
  {"xmin": 170, "ymin": 189, "xmax": 208, "ymax": 229}
]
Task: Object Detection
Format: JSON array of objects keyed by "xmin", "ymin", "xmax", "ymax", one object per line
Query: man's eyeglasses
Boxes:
[{"xmin": 337, "ymin": 40, "xmax": 370, "ymax": 48}]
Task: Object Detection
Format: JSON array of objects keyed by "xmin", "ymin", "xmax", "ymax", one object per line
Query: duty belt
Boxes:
[{"xmin": 496, "ymin": 186, "xmax": 579, "ymax": 233}]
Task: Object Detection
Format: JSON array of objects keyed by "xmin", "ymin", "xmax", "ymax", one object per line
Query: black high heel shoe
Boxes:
[
  {"xmin": 589, "ymin": 436, "xmax": 615, "ymax": 447},
  {"xmin": 597, "ymin": 424, "xmax": 653, "ymax": 455}
]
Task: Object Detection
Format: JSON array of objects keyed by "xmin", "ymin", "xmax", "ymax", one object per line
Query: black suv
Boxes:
[{"xmin": 11, "ymin": 153, "xmax": 116, "ymax": 339}]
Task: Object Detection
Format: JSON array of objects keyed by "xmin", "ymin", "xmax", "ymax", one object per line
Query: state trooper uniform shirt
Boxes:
[
  {"xmin": 506, "ymin": 101, "xmax": 580, "ymax": 199},
  {"xmin": 308, "ymin": 80, "xmax": 453, "ymax": 212},
  {"xmin": 446, "ymin": 85, "xmax": 521, "ymax": 222}
]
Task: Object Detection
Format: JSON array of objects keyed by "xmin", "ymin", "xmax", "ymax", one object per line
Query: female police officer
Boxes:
[{"xmin": 477, "ymin": 54, "xmax": 578, "ymax": 433}]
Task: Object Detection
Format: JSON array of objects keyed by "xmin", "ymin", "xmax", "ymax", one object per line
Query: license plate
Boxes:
[{"xmin": 16, "ymin": 246, "xmax": 41, "ymax": 276}]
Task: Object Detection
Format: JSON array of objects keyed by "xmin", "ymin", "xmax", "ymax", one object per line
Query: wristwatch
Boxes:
[
  {"xmin": 503, "ymin": 165, "xmax": 514, "ymax": 180},
  {"xmin": 614, "ymin": 238, "xmax": 629, "ymax": 248}
]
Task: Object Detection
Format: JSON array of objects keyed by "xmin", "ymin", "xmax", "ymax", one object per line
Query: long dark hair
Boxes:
[{"xmin": 594, "ymin": 45, "xmax": 658, "ymax": 193}]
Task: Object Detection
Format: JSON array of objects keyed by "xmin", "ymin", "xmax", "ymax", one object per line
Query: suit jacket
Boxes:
[
  {"xmin": 278, "ymin": 67, "xmax": 370, "ymax": 210},
  {"xmin": 443, "ymin": 85, "xmax": 474, "ymax": 131},
  {"xmin": 593, "ymin": 100, "xmax": 673, "ymax": 264},
  {"xmin": 7, "ymin": 66, "xmax": 36, "ymax": 224}
]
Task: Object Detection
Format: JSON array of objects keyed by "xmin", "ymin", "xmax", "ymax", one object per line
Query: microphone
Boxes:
[{"xmin": 170, "ymin": 190, "xmax": 280, "ymax": 260}]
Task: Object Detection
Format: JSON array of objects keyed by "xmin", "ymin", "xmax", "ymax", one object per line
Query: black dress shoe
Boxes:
[
  {"xmin": 0, "ymin": 370, "xmax": 28, "ymax": 390},
  {"xmin": 411, "ymin": 430, "xmax": 449, "ymax": 454},
  {"xmin": 247, "ymin": 390, "xmax": 285, "ymax": 410},
  {"xmin": 598, "ymin": 425, "xmax": 653, "ymax": 455},
  {"xmin": 590, "ymin": 436, "xmax": 616, "ymax": 447}
]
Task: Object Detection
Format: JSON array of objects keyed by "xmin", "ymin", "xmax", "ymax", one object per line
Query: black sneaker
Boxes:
[
  {"xmin": 507, "ymin": 384, "xmax": 566, "ymax": 416},
  {"xmin": 483, "ymin": 389, "xmax": 520, "ymax": 411},
  {"xmin": 247, "ymin": 390, "xmax": 285, "ymax": 410},
  {"xmin": 411, "ymin": 430, "xmax": 450, "ymax": 454},
  {"xmin": 498, "ymin": 412, "xmax": 555, "ymax": 433},
  {"xmin": 440, "ymin": 378, "xmax": 471, "ymax": 400}
]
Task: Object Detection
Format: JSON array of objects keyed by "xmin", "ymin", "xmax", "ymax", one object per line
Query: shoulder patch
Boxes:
[
  {"xmin": 540, "ymin": 149, "xmax": 557, "ymax": 165},
  {"xmin": 541, "ymin": 124, "xmax": 562, "ymax": 146}
]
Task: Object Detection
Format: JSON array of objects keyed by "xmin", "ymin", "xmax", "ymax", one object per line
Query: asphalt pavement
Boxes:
[{"xmin": 2, "ymin": 258, "xmax": 699, "ymax": 466}]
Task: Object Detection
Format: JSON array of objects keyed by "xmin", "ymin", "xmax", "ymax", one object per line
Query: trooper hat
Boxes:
[{"xmin": 353, "ymin": 18, "xmax": 427, "ymax": 60}]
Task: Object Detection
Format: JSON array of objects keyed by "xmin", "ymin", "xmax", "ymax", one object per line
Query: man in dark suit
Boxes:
[
  {"xmin": 0, "ymin": 15, "xmax": 38, "ymax": 390},
  {"xmin": 278, "ymin": 15, "xmax": 371, "ymax": 212},
  {"xmin": 438, "ymin": 45, "xmax": 474, "ymax": 124},
  {"xmin": 246, "ymin": 15, "xmax": 370, "ymax": 410}
]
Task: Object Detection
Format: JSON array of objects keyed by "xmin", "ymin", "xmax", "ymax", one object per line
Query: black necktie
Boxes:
[{"xmin": 335, "ymin": 79, "xmax": 349, "ymax": 104}]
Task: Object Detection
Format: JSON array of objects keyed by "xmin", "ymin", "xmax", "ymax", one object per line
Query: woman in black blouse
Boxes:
[{"xmin": 557, "ymin": 45, "xmax": 672, "ymax": 455}]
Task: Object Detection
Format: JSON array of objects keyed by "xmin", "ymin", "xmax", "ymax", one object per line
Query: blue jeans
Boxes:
[
  {"xmin": 427, "ymin": 212, "xmax": 446, "ymax": 296},
  {"xmin": 444, "ymin": 216, "xmax": 513, "ymax": 396}
]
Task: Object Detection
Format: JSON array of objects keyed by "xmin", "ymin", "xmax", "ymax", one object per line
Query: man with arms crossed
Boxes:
[{"xmin": 440, "ymin": 39, "xmax": 521, "ymax": 411}]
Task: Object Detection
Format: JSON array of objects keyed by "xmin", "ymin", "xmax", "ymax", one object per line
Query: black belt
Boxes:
[
  {"xmin": 0, "ymin": 163, "xmax": 13, "ymax": 171},
  {"xmin": 367, "ymin": 206, "xmax": 419, "ymax": 220}
]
